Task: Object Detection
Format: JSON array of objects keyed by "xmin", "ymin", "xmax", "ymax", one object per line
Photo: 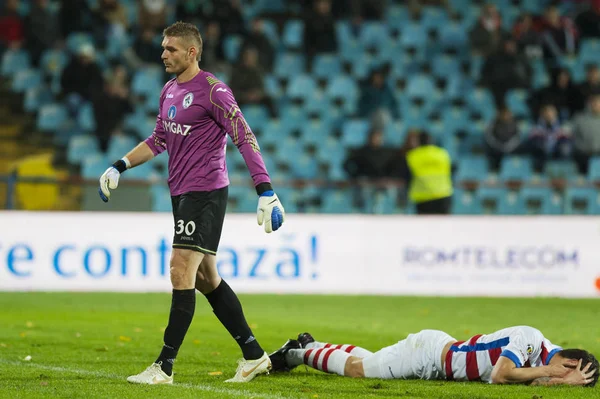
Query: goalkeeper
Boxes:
[{"xmin": 98, "ymin": 22, "xmax": 285, "ymax": 384}]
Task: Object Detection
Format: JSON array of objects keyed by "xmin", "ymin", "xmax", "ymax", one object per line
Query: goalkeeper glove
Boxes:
[
  {"xmin": 98, "ymin": 157, "xmax": 130, "ymax": 202},
  {"xmin": 257, "ymin": 190, "xmax": 285, "ymax": 233}
]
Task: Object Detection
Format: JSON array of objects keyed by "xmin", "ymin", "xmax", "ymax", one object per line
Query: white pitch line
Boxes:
[{"xmin": 0, "ymin": 360, "xmax": 294, "ymax": 399}]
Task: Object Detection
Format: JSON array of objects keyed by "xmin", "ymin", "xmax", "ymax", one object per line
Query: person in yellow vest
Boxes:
[{"xmin": 404, "ymin": 132, "xmax": 453, "ymax": 214}]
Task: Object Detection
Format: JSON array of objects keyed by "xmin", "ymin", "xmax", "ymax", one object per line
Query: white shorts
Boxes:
[{"xmin": 362, "ymin": 330, "xmax": 456, "ymax": 380}]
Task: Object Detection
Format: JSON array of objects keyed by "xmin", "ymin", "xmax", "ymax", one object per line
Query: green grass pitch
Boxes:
[{"xmin": 0, "ymin": 293, "xmax": 599, "ymax": 398}]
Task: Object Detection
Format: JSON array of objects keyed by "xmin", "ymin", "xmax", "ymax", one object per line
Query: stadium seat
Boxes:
[
  {"xmin": 588, "ymin": 156, "xmax": 600, "ymax": 183},
  {"xmin": 384, "ymin": 120, "xmax": 407, "ymax": 146},
  {"xmin": 477, "ymin": 187, "xmax": 505, "ymax": 214},
  {"xmin": 360, "ymin": 22, "xmax": 390, "ymax": 50},
  {"xmin": 341, "ymin": 119, "xmax": 370, "ymax": 147},
  {"xmin": 81, "ymin": 153, "xmax": 108, "ymax": 179},
  {"xmin": 438, "ymin": 22, "xmax": 468, "ymax": 50},
  {"xmin": 499, "ymin": 156, "xmax": 533, "ymax": 183},
  {"xmin": 40, "ymin": 48, "xmax": 69, "ymax": 78},
  {"xmin": 66, "ymin": 32, "xmax": 95, "ymax": 54},
  {"xmin": 300, "ymin": 119, "xmax": 330, "ymax": 146},
  {"xmin": 456, "ymin": 155, "xmax": 489, "ymax": 185},
  {"xmin": 321, "ymin": 188, "xmax": 355, "ymax": 213},
  {"xmin": 312, "ymin": 54, "xmax": 342, "ymax": 80},
  {"xmin": 77, "ymin": 102, "xmax": 96, "ymax": 132},
  {"xmin": 282, "ymin": 20, "xmax": 304, "ymax": 50},
  {"xmin": 1, "ymin": 49, "xmax": 31, "ymax": 77},
  {"xmin": 67, "ymin": 134, "xmax": 100, "ymax": 165},
  {"xmin": 451, "ymin": 189, "xmax": 482, "ymax": 214},
  {"xmin": 37, "ymin": 103, "xmax": 68, "ymax": 133},
  {"xmin": 520, "ymin": 187, "xmax": 563, "ymax": 215},
  {"xmin": 420, "ymin": 6, "xmax": 450, "ymax": 33},
  {"xmin": 261, "ymin": 19, "xmax": 280, "ymax": 46},
  {"xmin": 430, "ymin": 54, "xmax": 461, "ymax": 80},
  {"xmin": 505, "ymin": 89, "xmax": 530, "ymax": 119},
  {"xmin": 131, "ymin": 66, "xmax": 163, "ymax": 96},
  {"xmin": 273, "ymin": 52, "xmax": 306, "ymax": 79},
  {"xmin": 326, "ymin": 75, "xmax": 359, "ymax": 114},
  {"xmin": 405, "ymin": 74, "xmax": 436, "ymax": 101},
  {"xmin": 544, "ymin": 160, "xmax": 579, "ymax": 180},
  {"xmin": 564, "ymin": 187, "xmax": 597, "ymax": 215},
  {"xmin": 106, "ymin": 135, "xmax": 138, "ymax": 163},
  {"xmin": 279, "ymin": 104, "xmax": 307, "ymax": 132},
  {"xmin": 497, "ymin": 190, "xmax": 526, "ymax": 215},
  {"xmin": 385, "ymin": 5, "xmax": 410, "ymax": 32},
  {"xmin": 289, "ymin": 152, "xmax": 319, "ymax": 179},
  {"xmin": 304, "ymin": 90, "xmax": 331, "ymax": 119},
  {"xmin": 151, "ymin": 184, "xmax": 172, "ymax": 212},
  {"xmin": 23, "ymin": 85, "xmax": 54, "ymax": 113},
  {"xmin": 11, "ymin": 69, "xmax": 42, "ymax": 93},
  {"xmin": 286, "ymin": 74, "xmax": 317, "ymax": 102},
  {"xmin": 466, "ymin": 88, "xmax": 496, "ymax": 121},
  {"xmin": 223, "ymin": 35, "xmax": 243, "ymax": 63},
  {"xmin": 400, "ymin": 23, "xmax": 428, "ymax": 51},
  {"xmin": 264, "ymin": 74, "xmax": 283, "ymax": 98},
  {"xmin": 241, "ymin": 104, "xmax": 269, "ymax": 132}
]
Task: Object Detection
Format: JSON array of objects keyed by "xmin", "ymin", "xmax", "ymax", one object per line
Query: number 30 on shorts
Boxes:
[{"xmin": 176, "ymin": 219, "xmax": 196, "ymax": 236}]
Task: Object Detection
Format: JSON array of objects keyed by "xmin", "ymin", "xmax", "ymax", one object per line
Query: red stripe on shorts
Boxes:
[
  {"xmin": 466, "ymin": 335, "xmax": 483, "ymax": 381},
  {"xmin": 321, "ymin": 348, "xmax": 336, "ymax": 373},
  {"xmin": 344, "ymin": 345, "xmax": 356, "ymax": 353}
]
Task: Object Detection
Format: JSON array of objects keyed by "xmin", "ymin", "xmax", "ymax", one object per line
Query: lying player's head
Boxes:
[
  {"xmin": 557, "ymin": 349, "xmax": 599, "ymax": 387},
  {"xmin": 162, "ymin": 21, "xmax": 203, "ymax": 74}
]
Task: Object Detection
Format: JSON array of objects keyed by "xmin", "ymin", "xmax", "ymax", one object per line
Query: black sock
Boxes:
[
  {"xmin": 204, "ymin": 280, "xmax": 263, "ymax": 360},
  {"xmin": 156, "ymin": 289, "xmax": 196, "ymax": 376}
]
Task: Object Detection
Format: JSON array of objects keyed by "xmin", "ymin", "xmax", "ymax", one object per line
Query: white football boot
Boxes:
[
  {"xmin": 127, "ymin": 362, "xmax": 173, "ymax": 384},
  {"xmin": 224, "ymin": 351, "xmax": 272, "ymax": 383}
]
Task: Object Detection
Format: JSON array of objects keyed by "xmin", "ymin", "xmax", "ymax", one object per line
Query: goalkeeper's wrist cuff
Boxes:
[
  {"xmin": 112, "ymin": 157, "xmax": 131, "ymax": 173},
  {"xmin": 255, "ymin": 182, "xmax": 273, "ymax": 195}
]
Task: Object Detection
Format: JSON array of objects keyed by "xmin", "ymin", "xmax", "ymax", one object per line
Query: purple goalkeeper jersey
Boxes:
[{"xmin": 144, "ymin": 70, "xmax": 270, "ymax": 196}]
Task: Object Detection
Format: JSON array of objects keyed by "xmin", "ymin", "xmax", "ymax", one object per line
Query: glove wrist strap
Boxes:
[
  {"xmin": 112, "ymin": 156, "xmax": 130, "ymax": 174},
  {"xmin": 255, "ymin": 182, "xmax": 273, "ymax": 196}
]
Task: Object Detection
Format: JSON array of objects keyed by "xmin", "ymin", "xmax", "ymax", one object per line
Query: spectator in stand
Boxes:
[
  {"xmin": 229, "ymin": 47, "xmax": 276, "ymax": 117},
  {"xmin": 213, "ymin": 0, "xmax": 246, "ymax": 36},
  {"xmin": 575, "ymin": 0, "xmax": 600, "ymax": 38},
  {"xmin": 0, "ymin": 0, "xmax": 24, "ymax": 51},
  {"xmin": 529, "ymin": 67, "xmax": 579, "ymax": 121},
  {"xmin": 343, "ymin": 127, "xmax": 393, "ymax": 179},
  {"xmin": 90, "ymin": 0, "xmax": 129, "ymax": 50},
  {"xmin": 469, "ymin": 3, "xmax": 505, "ymax": 57},
  {"xmin": 138, "ymin": 0, "xmax": 167, "ymax": 34},
  {"xmin": 484, "ymin": 106, "xmax": 522, "ymax": 170},
  {"xmin": 60, "ymin": 44, "xmax": 104, "ymax": 118},
  {"xmin": 59, "ymin": 0, "xmax": 91, "ymax": 38},
  {"xmin": 512, "ymin": 13, "xmax": 544, "ymax": 60},
  {"xmin": 91, "ymin": 65, "xmax": 133, "ymax": 152},
  {"xmin": 304, "ymin": 0, "xmax": 338, "ymax": 66},
  {"xmin": 573, "ymin": 94, "xmax": 600, "ymax": 175},
  {"xmin": 131, "ymin": 28, "xmax": 162, "ymax": 65},
  {"xmin": 538, "ymin": 4, "xmax": 578, "ymax": 63},
  {"xmin": 199, "ymin": 21, "xmax": 229, "ymax": 79},
  {"xmin": 241, "ymin": 18, "xmax": 275, "ymax": 73},
  {"xmin": 480, "ymin": 36, "xmax": 532, "ymax": 106},
  {"xmin": 25, "ymin": 0, "xmax": 61, "ymax": 66},
  {"xmin": 574, "ymin": 64, "xmax": 600, "ymax": 113},
  {"xmin": 526, "ymin": 103, "xmax": 572, "ymax": 172},
  {"xmin": 358, "ymin": 67, "xmax": 399, "ymax": 124},
  {"xmin": 175, "ymin": 0, "xmax": 206, "ymax": 27}
]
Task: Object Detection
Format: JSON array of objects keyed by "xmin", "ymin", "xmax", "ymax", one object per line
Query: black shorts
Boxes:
[{"xmin": 171, "ymin": 186, "xmax": 228, "ymax": 255}]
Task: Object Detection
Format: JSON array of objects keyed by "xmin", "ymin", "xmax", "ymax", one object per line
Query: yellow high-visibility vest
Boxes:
[{"xmin": 406, "ymin": 145, "xmax": 453, "ymax": 203}]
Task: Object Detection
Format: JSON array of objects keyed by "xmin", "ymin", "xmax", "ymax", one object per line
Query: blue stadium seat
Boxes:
[
  {"xmin": 499, "ymin": 155, "xmax": 533, "ymax": 183},
  {"xmin": 66, "ymin": 32, "xmax": 95, "ymax": 54},
  {"xmin": 81, "ymin": 153, "xmax": 108, "ymax": 179},
  {"xmin": 24, "ymin": 85, "xmax": 54, "ymax": 113},
  {"xmin": 312, "ymin": 54, "xmax": 342, "ymax": 80},
  {"xmin": 385, "ymin": 5, "xmax": 410, "ymax": 32},
  {"xmin": 279, "ymin": 104, "xmax": 307, "ymax": 132},
  {"xmin": 438, "ymin": 22, "xmax": 468, "ymax": 50},
  {"xmin": 304, "ymin": 90, "xmax": 332, "ymax": 119},
  {"xmin": 456, "ymin": 155, "xmax": 489, "ymax": 184},
  {"xmin": 151, "ymin": 184, "xmax": 172, "ymax": 212},
  {"xmin": 420, "ymin": 6, "xmax": 450, "ymax": 33},
  {"xmin": 223, "ymin": 35, "xmax": 243, "ymax": 63},
  {"xmin": 400, "ymin": 23, "xmax": 428, "ymax": 50},
  {"xmin": 544, "ymin": 160, "xmax": 579, "ymax": 179},
  {"xmin": 106, "ymin": 135, "xmax": 138, "ymax": 163},
  {"xmin": 289, "ymin": 152, "xmax": 319, "ymax": 179},
  {"xmin": 466, "ymin": 88, "xmax": 496, "ymax": 121},
  {"xmin": 497, "ymin": 190, "xmax": 526, "ymax": 215},
  {"xmin": 451, "ymin": 189, "xmax": 482, "ymax": 214},
  {"xmin": 37, "ymin": 103, "xmax": 68, "ymax": 133},
  {"xmin": 11, "ymin": 69, "xmax": 42, "ymax": 93},
  {"xmin": 520, "ymin": 187, "xmax": 563, "ymax": 215},
  {"xmin": 384, "ymin": 120, "xmax": 407, "ymax": 146},
  {"xmin": 477, "ymin": 187, "xmax": 505, "ymax": 214},
  {"xmin": 300, "ymin": 119, "xmax": 330, "ymax": 146},
  {"xmin": 274, "ymin": 52, "xmax": 306, "ymax": 79},
  {"xmin": 371, "ymin": 187, "xmax": 399, "ymax": 214},
  {"xmin": 326, "ymin": 75, "xmax": 359, "ymax": 114},
  {"xmin": 580, "ymin": 39, "xmax": 600, "ymax": 64},
  {"xmin": 564, "ymin": 187, "xmax": 597, "ymax": 215},
  {"xmin": 131, "ymin": 66, "xmax": 163, "ymax": 96},
  {"xmin": 442, "ymin": 106, "xmax": 470, "ymax": 135},
  {"xmin": 40, "ymin": 48, "xmax": 69, "ymax": 78},
  {"xmin": 406, "ymin": 74, "xmax": 436, "ymax": 100},
  {"xmin": 77, "ymin": 102, "xmax": 96, "ymax": 132},
  {"xmin": 321, "ymin": 188, "xmax": 355, "ymax": 213},
  {"xmin": 588, "ymin": 156, "xmax": 600, "ymax": 183},
  {"xmin": 341, "ymin": 119, "xmax": 370, "ymax": 147},
  {"xmin": 282, "ymin": 20, "xmax": 304, "ymax": 49},
  {"xmin": 335, "ymin": 21, "xmax": 358, "ymax": 47},
  {"xmin": 67, "ymin": 134, "xmax": 100, "ymax": 164},
  {"xmin": 241, "ymin": 104, "xmax": 269, "ymax": 132},
  {"xmin": 261, "ymin": 19, "xmax": 280, "ymax": 46},
  {"xmin": 1, "ymin": 49, "xmax": 31, "ymax": 78},
  {"xmin": 360, "ymin": 22, "xmax": 390, "ymax": 49},
  {"xmin": 264, "ymin": 74, "xmax": 283, "ymax": 98},
  {"xmin": 286, "ymin": 74, "xmax": 317, "ymax": 101},
  {"xmin": 505, "ymin": 89, "xmax": 530, "ymax": 119},
  {"xmin": 430, "ymin": 54, "xmax": 461, "ymax": 80}
]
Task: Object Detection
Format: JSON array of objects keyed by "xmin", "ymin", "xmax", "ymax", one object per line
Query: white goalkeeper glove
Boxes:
[
  {"xmin": 98, "ymin": 157, "xmax": 130, "ymax": 202},
  {"xmin": 257, "ymin": 190, "xmax": 285, "ymax": 233}
]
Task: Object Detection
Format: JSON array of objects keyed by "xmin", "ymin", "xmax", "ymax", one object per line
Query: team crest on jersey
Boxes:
[
  {"xmin": 183, "ymin": 92, "xmax": 194, "ymax": 109},
  {"xmin": 526, "ymin": 344, "xmax": 533, "ymax": 354},
  {"xmin": 168, "ymin": 105, "xmax": 177, "ymax": 120}
]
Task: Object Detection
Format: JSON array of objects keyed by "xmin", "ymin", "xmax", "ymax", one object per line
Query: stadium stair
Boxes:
[{"xmin": 0, "ymin": 78, "xmax": 77, "ymax": 210}]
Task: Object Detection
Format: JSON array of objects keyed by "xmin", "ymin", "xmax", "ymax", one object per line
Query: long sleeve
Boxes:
[
  {"xmin": 144, "ymin": 85, "xmax": 168, "ymax": 156},
  {"xmin": 208, "ymin": 82, "xmax": 270, "ymax": 186}
]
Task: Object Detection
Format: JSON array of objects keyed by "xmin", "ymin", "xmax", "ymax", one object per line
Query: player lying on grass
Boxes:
[{"xmin": 269, "ymin": 326, "xmax": 598, "ymax": 387}]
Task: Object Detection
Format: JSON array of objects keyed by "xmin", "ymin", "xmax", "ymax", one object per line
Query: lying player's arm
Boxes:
[
  {"xmin": 123, "ymin": 141, "xmax": 155, "ymax": 168},
  {"xmin": 531, "ymin": 359, "xmax": 597, "ymax": 386},
  {"xmin": 490, "ymin": 355, "xmax": 576, "ymax": 385}
]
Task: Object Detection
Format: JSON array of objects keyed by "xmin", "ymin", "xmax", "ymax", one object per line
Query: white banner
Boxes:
[{"xmin": 0, "ymin": 212, "xmax": 599, "ymax": 297}]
